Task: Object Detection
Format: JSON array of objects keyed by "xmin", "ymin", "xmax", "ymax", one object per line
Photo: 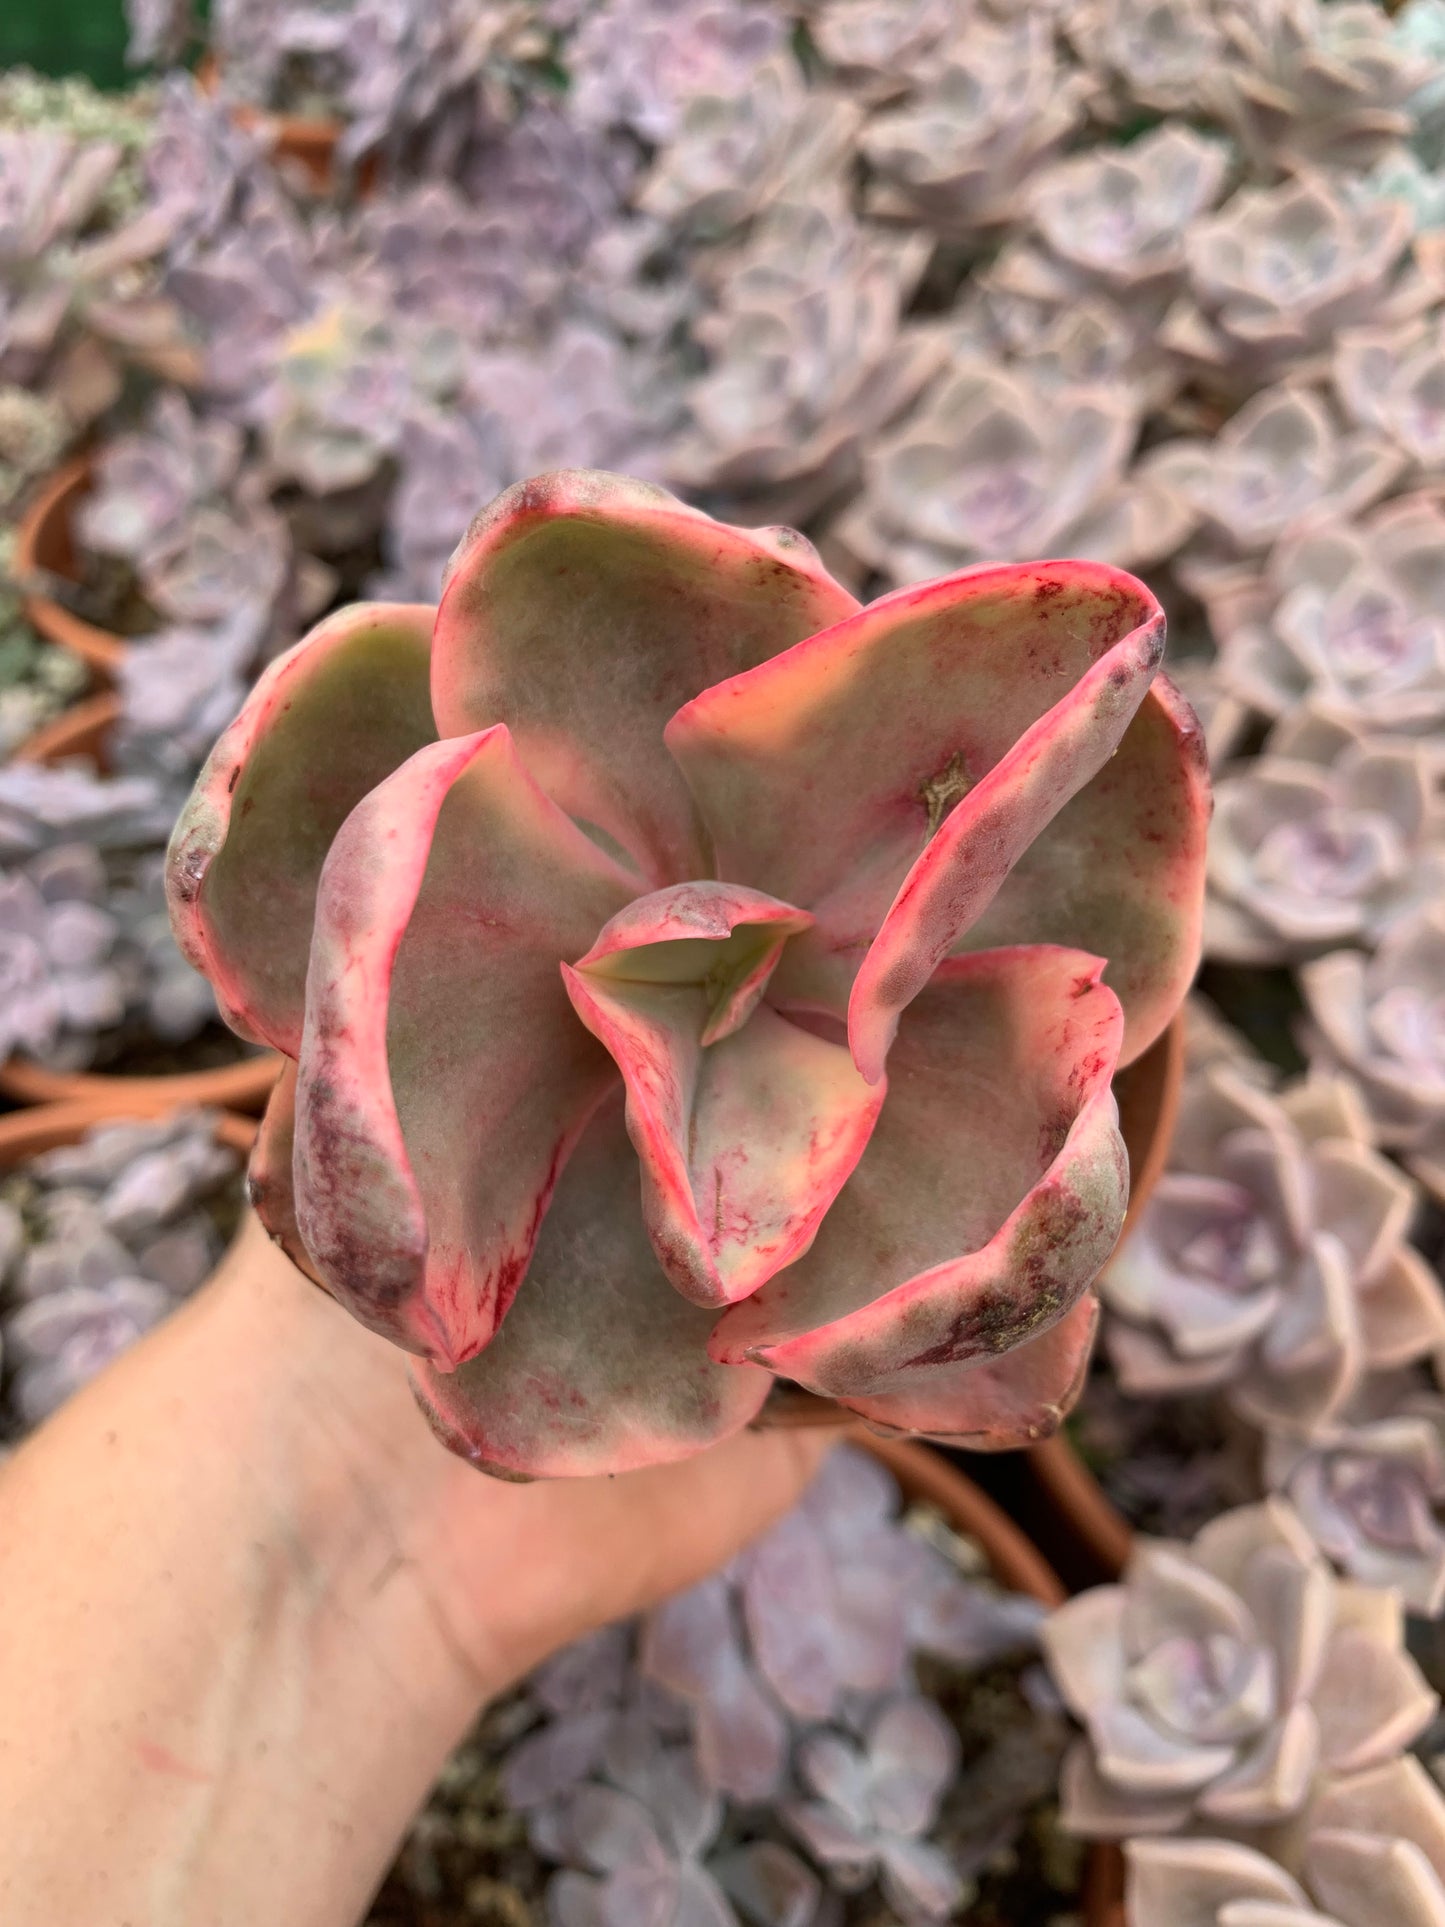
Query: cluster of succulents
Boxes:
[
  {"xmin": 0, "ymin": 1109, "xmax": 241, "ymax": 1429},
  {"xmin": 503, "ymin": 1444, "xmax": 1059, "ymax": 1925}
]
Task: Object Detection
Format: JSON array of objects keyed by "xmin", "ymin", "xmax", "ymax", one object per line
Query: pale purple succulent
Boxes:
[
  {"xmin": 5, "ymin": 1277, "xmax": 172, "ymax": 1427},
  {"xmin": 860, "ymin": 17, "xmax": 1092, "ymax": 238},
  {"xmin": 166, "ymin": 194, "xmax": 316, "ymax": 406},
  {"xmin": 1208, "ymin": 496, "xmax": 1445, "ymax": 735},
  {"xmin": 1101, "ymin": 1065, "xmax": 1445, "ymax": 1434},
  {"xmin": 1304, "ymin": 908, "xmax": 1445, "ymax": 1205},
  {"xmin": 1127, "ymin": 1758, "xmax": 1445, "ymax": 1927},
  {"xmin": 638, "ymin": 58, "xmax": 861, "ymax": 242},
  {"xmin": 1205, "ymin": 709, "xmax": 1445, "ymax": 962},
  {"xmin": 1335, "ymin": 313, "xmax": 1445, "ymax": 475},
  {"xmin": 1211, "ymin": 0, "xmax": 1429, "ymax": 173},
  {"xmin": 951, "ymin": 270, "xmax": 1184, "ymax": 413},
  {"xmin": 805, "ymin": 0, "xmax": 955, "ymax": 101},
  {"xmin": 1168, "ymin": 175, "xmax": 1418, "ymax": 390},
  {"xmin": 124, "ymin": 0, "xmax": 194, "ymax": 66},
  {"xmin": 783, "ymin": 1699, "xmax": 964, "ymax": 1921},
  {"xmin": 1026, "ymin": 123, "xmax": 1231, "ymax": 294},
  {"xmin": 1063, "ymin": 0, "xmax": 1223, "ymax": 115},
  {"xmin": 565, "ymin": 0, "xmax": 785, "ymax": 144},
  {"xmin": 1144, "ymin": 384, "xmax": 1403, "ymax": 575},
  {"xmin": 0, "ymin": 760, "xmax": 173, "ymax": 863},
  {"xmin": 1044, "ymin": 1498, "xmax": 1439, "ymax": 1839},
  {"xmin": 1266, "ymin": 1402, "xmax": 1445, "ymax": 1616},
  {"xmin": 116, "ymin": 622, "xmax": 262, "ymax": 785},
  {"xmin": 666, "ymin": 190, "xmax": 941, "ymax": 524},
  {"xmin": 0, "ymin": 847, "xmax": 124, "ymax": 1068},
  {"xmin": 837, "ymin": 359, "xmax": 1190, "ymax": 585}
]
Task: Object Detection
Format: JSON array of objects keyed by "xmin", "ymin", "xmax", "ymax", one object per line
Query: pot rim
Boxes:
[{"xmin": 13, "ymin": 456, "xmax": 125, "ymax": 676}]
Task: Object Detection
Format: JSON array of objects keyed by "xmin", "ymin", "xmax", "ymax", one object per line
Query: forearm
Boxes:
[
  {"xmin": 0, "ymin": 1214, "xmax": 829, "ymax": 1927},
  {"xmin": 0, "ymin": 1215, "xmax": 491, "ymax": 1927}
]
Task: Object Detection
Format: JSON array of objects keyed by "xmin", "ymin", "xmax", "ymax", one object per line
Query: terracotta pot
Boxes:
[
  {"xmin": 12, "ymin": 457, "xmax": 127, "ymax": 677},
  {"xmin": 4, "ymin": 693, "xmax": 283, "ymax": 1117},
  {"xmin": 1024, "ymin": 1019, "xmax": 1187, "ymax": 1589},
  {"xmin": 859, "ymin": 1436, "xmax": 1117, "ymax": 1924},
  {"xmin": 0, "ymin": 1098, "xmax": 257, "ymax": 1165},
  {"xmin": 198, "ymin": 56, "xmax": 376, "ymax": 197}
]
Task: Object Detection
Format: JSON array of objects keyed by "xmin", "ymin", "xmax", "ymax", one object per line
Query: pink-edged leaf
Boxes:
[
  {"xmin": 433, "ymin": 470, "xmax": 859, "ymax": 886},
  {"xmin": 710, "ymin": 948, "xmax": 1127, "ymax": 1442},
  {"xmin": 562, "ymin": 883, "xmax": 882, "ymax": 1307},
  {"xmin": 953, "ymin": 673, "xmax": 1211, "ymax": 1071},
  {"xmin": 294, "ymin": 727, "xmax": 635, "ymax": 1368},
  {"xmin": 411, "ymin": 1098, "xmax": 771, "ymax": 1479},
  {"xmin": 166, "ymin": 602, "xmax": 437, "ymax": 1056},
  {"xmin": 245, "ymin": 1058, "xmax": 322, "ymax": 1286},
  {"xmin": 665, "ymin": 560, "xmax": 1169, "ymax": 1080},
  {"xmin": 844, "ymin": 1291, "xmax": 1102, "ymax": 1445}
]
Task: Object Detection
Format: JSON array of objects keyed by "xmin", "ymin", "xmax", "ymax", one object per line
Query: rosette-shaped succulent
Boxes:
[
  {"xmin": 166, "ymin": 470, "xmax": 1208, "ymax": 1478},
  {"xmin": 1101, "ymin": 1065, "xmax": 1445, "ymax": 1433},
  {"xmin": 1209, "ymin": 496, "xmax": 1445, "ymax": 733},
  {"xmin": 1127, "ymin": 1755, "xmax": 1445, "ymax": 1927},
  {"xmin": 1211, "ymin": 0, "xmax": 1428, "ymax": 173},
  {"xmin": 1335, "ymin": 313, "xmax": 1445, "ymax": 475},
  {"xmin": 1169, "ymin": 177, "xmax": 1416, "ymax": 391},
  {"xmin": 838, "ymin": 360, "xmax": 1191, "ymax": 585},
  {"xmin": 1206, "ymin": 708, "xmax": 1445, "ymax": 962},
  {"xmin": 1063, "ymin": 0, "xmax": 1222, "ymax": 115},
  {"xmin": 1267, "ymin": 1404, "xmax": 1445, "ymax": 1615},
  {"xmin": 1027, "ymin": 124, "xmax": 1230, "ymax": 295},
  {"xmin": 565, "ymin": 0, "xmax": 784, "ymax": 144},
  {"xmin": 1144, "ymin": 384, "xmax": 1403, "ymax": 574},
  {"xmin": 860, "ymin": 17, "xmax": 1092, "ymax": 238},
  {"xmin": 806, "ymin": 0, "xmax": 955, "ymax": 100},
  {"xmin": 666, "ymin": 191, "xmax": 941, "ymax": 525},
  {"xmin": 1043, "ymin": 1499, "xmax": 1439, "ymax": 1838},
  {"xmin": 1304, "ymin": 908, "xmax": 1445, "ymax": 1204}
]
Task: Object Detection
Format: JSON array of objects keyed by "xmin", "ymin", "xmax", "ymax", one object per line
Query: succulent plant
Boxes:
[
  {"xmin": 860, "ymin": 17, "xmax": 1092, "ymax": 239},
  {"xmin": 1143, "ymin": 383, "xmax": 1404, "ymax": 578},
  {"xmin": 0, "ymin": 1107, "xmax": 239, "ymax": 1429},
  {"xmin": 665, "ymin": 189, "xmax": 941, "ymax": 525},
  {"xmin": 805, "ymin": 0, "xmax": 955, "ymax": 101},
  {"xmin": 783, "ymin": 1698, "xmax": 964, "ymax": 1919},
  {"xmin": 1303, "ymin": 907, "xmax": 1445, "ymax": 1205},
  {"xmin": 564, "ymin": 0, "xmax": 786, "ymax": 144},
  {"xmin": 165, "ymin": 470, "xmax": 1208, "ymax": 1478},
  {"xmin": 1205, "ymin": 708, "xmax": 1445, "ymax": 962},
  {"xmin": 0, "ymin": 758, "xmax": 176, "ymax": 864},
  {"xmin": 1063, "ymin": 0, "xmax": 1223, "ymax": 115},
  {"xmin": 79, "ymin": 391, "xmax": 295, "ymax": 657},
  {"xmin": 115, "ymin": 622, "xmax": 257, "ymax": 786},
  {"xmin": 1397, "ymin": 0, "xmax": 1445, "ymax": 165},
  {"xmin": 1167, "ymin": 175, "xmax": 1419, "ymax": 391},
  {"xmin": 125, "ymin": 0, "xmax": 194, "ymax": 68},
  {"xmin": 0, "ymin": 381, "xmax": 72, "ymax": 513},
  {"xmin": 0, "ymin": 125, "xmax": 193, "ymax": 425},
  {"xmin": 1126, "ymin": 1754, "xmax": 1445, "ymax": 1927},
  {"xmin": 1207, "ymin": 495, "xmax": 1445, "ymax": 736},
  {"xmin": 1101, "ymin": 1064, "xmax": 1445, "ymax": 1434},
  {"xmin": 0, "ymin": 846, "xmax": 125, "ymax": 1070},
  {"xmin": 0, "ymin": 548, "xmax": 87, "ymax": 757},
  {"xmin": 1266, "ymin": 1400, "xmax": 1445, "ymax": 1616},
  {"xmin": 1210, "ymin": 0, "xmax": 1429, "ymax": 173},
  {"xmin": 1335, "ymin": 311, "xmax": 1445, "ymax": 476},
  {"xmin": 837, "ymin": 359, "xmax": 1191, "ymax": 586},
  {"xmin": 1026, "ymin": 123, "xmax": 1231, "ymax": 296},
  {"xmin": 511, "ymin": 1444, "xmax": 1048, "ymax": 1923},
  {"xmin": 639, "ymin": 57, "xmax": 861, "ymax": 243},
  {"xmin": 166, "ymin": 190, "xmax": 316, "ymax": 406},
  {"xmin": 1043, "ymin": 1498, "xmax": 1439, "ymax": 1838}
]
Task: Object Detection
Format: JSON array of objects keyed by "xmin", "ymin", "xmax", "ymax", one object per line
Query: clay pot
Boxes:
[
  {"xmin": 12, "ymin": 457, "xmax": 127, "ymax": 677},
  {"xmin": 861, "ymin": 1436, "xmax": 1117, "ymax": 1924},
  {"xmin": 0, "ymin": 1098, "xmax": 257, "ymax": 1165},
  {"xmin": 4, "ymin": 693, "xmax": 283, "ymax": 1117},
  {"xmin": 198, "ymin": 56, "xmax": 377, "ymax": 197}
]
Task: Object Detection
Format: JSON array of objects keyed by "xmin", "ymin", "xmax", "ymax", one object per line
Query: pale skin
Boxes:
[{"xmin": 0, "ymin": 1211, "xmax": 834, "ymax": 1927}]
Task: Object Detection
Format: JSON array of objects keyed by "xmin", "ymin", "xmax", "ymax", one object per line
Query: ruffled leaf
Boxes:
[
  {"xmin": 245, "ymin": 1059, "xmax": 321, "ymax": 1285},
  {"xmin": 710, "ymin": 947, "xmax": 1126, "ymax": 1440},
  {"xmin": 433, "ymin": 470, "xmax": 859, "ymax": 886},
  {"xmin": 411, "ymin": 1100, "xmax": 771, "ymax": 1478},
  {"xmin": 166, "ymin": 602, "xmax": 437, "ymax": 1056},
  {"xmin": 294, "ymin": 728, "xmax": 635, "ymax": 1367},
  {"xmin": 563, "ymin": 883, "xmax": 883, "ymax": 1306}
]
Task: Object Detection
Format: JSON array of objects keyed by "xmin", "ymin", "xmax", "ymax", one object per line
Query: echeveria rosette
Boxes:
[
  {"xmin": 1043, "ymin": 1498, "xmax": 1440, "ymax": 1842},
  {"xmin": 166, "ymin": 470, "xmax": 1209, "ymax": 1478}
]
